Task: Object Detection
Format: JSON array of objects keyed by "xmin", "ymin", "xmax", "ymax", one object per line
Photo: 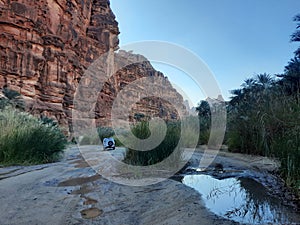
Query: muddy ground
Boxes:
[{"xmin": 0, "ymin": 146, "xmax": 297, "ymax": 225}]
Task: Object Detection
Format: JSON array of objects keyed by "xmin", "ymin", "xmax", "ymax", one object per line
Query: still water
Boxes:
[{"xmin": 183, "ymin": 175, "xmax": 300, "ymax": 224}]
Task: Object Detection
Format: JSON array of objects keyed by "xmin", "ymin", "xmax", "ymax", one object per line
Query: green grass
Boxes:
[
  {"xmin": 0, "ymin": 88, "xmax": 25, "ymax": 110},
  {"xmin": 227, "ymin": 90, "xmax": 300, "ymax": 193},
  {"xmin": 122, "ymin": 115, "xmax": 202, "ymax": 168},
  {"xmin": 123, "ymin": 121, "xmax": 184, "ymax": 167},
  {"xmin": 78, "ymin": 127, "xmax": 125, "ymax": 146},
  {"xmin": 0, "ymin": 108, "xmax": 67, "ymax": 165}
]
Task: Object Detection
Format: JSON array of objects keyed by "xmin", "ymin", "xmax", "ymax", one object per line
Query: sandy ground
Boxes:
[{"xmin": 0, "ymin": 145, "xmax": 291, "ymax": 225}]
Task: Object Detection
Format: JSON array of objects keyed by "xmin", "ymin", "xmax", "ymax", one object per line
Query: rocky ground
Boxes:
[
  {"xmin": 181, "ymin": 147, "xmax": 300, "ymax": 211},
  {"xmin": 0, "ymin": 145, "xmax": 297, "ymax": 225}
]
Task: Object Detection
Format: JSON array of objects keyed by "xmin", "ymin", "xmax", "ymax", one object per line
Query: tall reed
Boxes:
[
  {"xmin": 123, "ymin": 121, "xmax": 182, "ymax": 166},
  {"xmin": 0, "ymin": 108, "xmax": 67, "ymax": 164}
]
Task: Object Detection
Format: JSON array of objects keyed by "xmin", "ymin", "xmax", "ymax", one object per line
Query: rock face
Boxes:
[
  {"xmin": 95, "ymin": 50, "xmax": 186, "ymax": 127},
  {"xmin": 0, "ymin": 0, "xmax": 119, "ymax": 131},
  {"xmin": 0, "ymin": 0, "xmax": 186, "ymax": 135}
]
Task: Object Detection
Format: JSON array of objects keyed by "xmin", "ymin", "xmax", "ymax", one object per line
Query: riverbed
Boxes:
[{"xmin": 0, "ymin": 146, "xmax": 299, "ymax": 225}]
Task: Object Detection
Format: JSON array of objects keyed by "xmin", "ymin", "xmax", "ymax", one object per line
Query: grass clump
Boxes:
[
  {"xmin": 78, "ymin": 127, "xmax": 124, "ymax": 146},
  {"xmin": 0, "ymin": 88, "xmax": 25, "ymax": 110},
  {"xmin": 123, "ymin": 121, "xmax": 183, "ymax": 166},
  {"xmin": 226, "ymin": 73, "xmax": 300, "ymax": 194},
  {"xmin": 97, "ymin": 127, "xmax": 115, "ymax": 141},
  {"xmin": 0, "ymin": 108, "xmax": 67, "ymax": 165}
]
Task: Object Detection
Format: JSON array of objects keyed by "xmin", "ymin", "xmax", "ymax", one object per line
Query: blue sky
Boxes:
[{"xmin": 110, "ymin": 0, "xmax": 300, "ymax": 106}]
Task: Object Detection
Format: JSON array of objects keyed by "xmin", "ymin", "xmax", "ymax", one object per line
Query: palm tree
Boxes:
[
  {"xmin": 229, "ymin": 88, "xmax": 243, "ymax": 106},
  {"xmin": 275, "ymin": 14, "xmax": 300, "ymax": 100},
  {"xmin": 255, "ymin": 73, "xmax": 274, "ymax": 89},
  {"xmin": 241, "ymin": 78, "xmax": 255, "ymax": 89},
  {"xmin": 277, "ymin": 57, "xmax": 300, "ymax": 98},
  {"xmin": 196, "ymin": 100, "xmax": 211, "ymax": 118},
  {"xmin": 291, "ymin": 14, "xmax": 300, "ymax": 57},
  {"xmin": 291, "ymin": 14, "xmax": 300, "ymax": 42}
]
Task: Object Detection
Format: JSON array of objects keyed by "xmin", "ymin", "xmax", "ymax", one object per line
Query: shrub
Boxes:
[
  {"xmin": 180, "ymin": 116, "xmax": 200, "ymax": 147},
  {"xmin": 97, "ymin": 127, "xmax": 115, "ymax": 141},
  {"xmin": 77, "ymin": 127, "xmax": 126, "ymax": 146},
  {"xmin": 1, "ymin": 88, "xmax": 25, "ymax": 110},
  {"xmin": 123, "ymin": 121, "xmax": 183, "ymax": 167},
  {"xmin": 2, "ymin": 88, "xmax": 20, "ymax": 99},
  {"xmin": 0, "ymin": 108, "xmax": 67, "ymax": 164},
  {"xmin": 227, "ymin": 77, "xmax": 300, "ymax": 192},
  {"xmin": 112, "ymin": 135, "xmax": 124, "ymax": 147},
  {"xmin": 0, "ymin": 97, "xmax": 9, "ymax": 110}
]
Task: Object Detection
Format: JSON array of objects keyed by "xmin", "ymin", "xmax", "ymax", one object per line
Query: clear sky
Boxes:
[{"xmin": 110, "ymin": 0, "xmax": 300, "ymax": 106}]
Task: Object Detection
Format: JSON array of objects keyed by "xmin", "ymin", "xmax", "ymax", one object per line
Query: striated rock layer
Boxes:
[
  {"xmin": 0, "ymin": 0, "xmax": 119, "ymax": 131},
  {"xmin": 95, "ymin": 50, "xmax": 187, "ymax": 127},
  {"xmin": 0, "ymin": 0, "xmax": 186, "ymax": 135}
]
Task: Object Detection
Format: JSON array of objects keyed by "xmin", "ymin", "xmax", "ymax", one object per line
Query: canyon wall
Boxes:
[
  {"xmin": 0, "ymin": 0, "xmax": 186, "ymax": 135},
  {"xmin": 96, "ymin": 50, "xmax": 186, "ymax": 127}
]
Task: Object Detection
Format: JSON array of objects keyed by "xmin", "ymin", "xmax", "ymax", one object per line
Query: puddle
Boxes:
[
  {"xmin": 183, "ymin": 174, "xmax": 300, "ymax": 224},
  {"xmin": 58, "ymin": 174, "xmax": 101, "ymax": 187},
  {"xmin": 80, "ymin": 207, "xmax": 103, "ymax": 219},
  {"xmin": 71, "ymin": 184, "xmax": 95, "ymax": 195},
  {"xmin": 83, "ymin": 196, "xmax": 98, "ymax": 205}
]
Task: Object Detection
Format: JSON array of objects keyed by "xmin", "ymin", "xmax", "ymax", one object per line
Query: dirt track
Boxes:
[{"xmin": 0, "ymin": 145, "xmax": 292, "ymax": 225}]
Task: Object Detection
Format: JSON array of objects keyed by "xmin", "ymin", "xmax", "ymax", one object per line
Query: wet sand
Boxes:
[{"xmin": 0, "ymin": 145, "xmax": 289, "ymax": 225}]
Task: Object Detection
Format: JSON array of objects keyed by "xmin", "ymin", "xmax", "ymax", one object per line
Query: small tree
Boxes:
[{"xmin": 0, "ymin": 88, "xmax": 25, "ymax": 110}]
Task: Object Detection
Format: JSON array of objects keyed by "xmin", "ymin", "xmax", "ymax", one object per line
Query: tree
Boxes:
[
  {"xmin": 196, "ymin": 100, "xmax": 211, "ymax": 118},
  {"xmin": 291, "ymin": 14, "xmax": 300, "ymax": 43},
  {"xmin": 291, "ymin": 14, "xmax": 300, "ymax": 57},
  {"xmin": 256, "ymin": 73, "xmax": 274, "ymax": 89},
  {"xmin": 0, "ymin": 88, "xmax": 25, "ymax": 110},
  {"xmin": 277, "ymin": 57, "xmax": 300, "ymax": 97},
  {"xmin": 225, "ymin": 13, "xmax": 300, "ymax": 192},
  {"xmin": 195, "ymin": 100, "xmax": 211, "ymax": 144},
  {"xmin": 277, "ymin": 14, "xmax": 300, "ymax": 98}
]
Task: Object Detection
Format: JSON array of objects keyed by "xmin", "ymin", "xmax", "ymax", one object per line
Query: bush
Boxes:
[
  {"xmin": 123, "ymin": 121, "xmax": 183, "ymax": 167},
  {"xmin": 112, "ymin": 135, "xmax": 124, "ymax": 147},
  {"xmin": 227, "ymin": 79, "xmax": 300, "ymax": 192},
  {"xmin": 1, "ymin": 88, "xmax": 25, "ymax": 110},
  {"xmin": 97, "ymin": 127, "xmax": 115, "ymax": 141},
  {"xmin": 180, "ymin": 116, "xmax": 200, "ymax": 147},
  {"xmin": 78, "ymin": 127, "xmax": 112, "ymax": 145},
  {"xmin": 77, "ymin": 127, "xmax": 126, "ymax": 146},
  {"xmin": 0, "ymin": 97, "xmax": 9, "ymax": 110},
  {"xmin": 0, "ymin": 108, "xmax": 67, "ymax": 164}
]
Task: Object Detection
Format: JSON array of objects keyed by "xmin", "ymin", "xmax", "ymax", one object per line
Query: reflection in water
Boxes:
[{"xmin": 183, "ymin": 175, "xmax": 300, "ymax": 224}]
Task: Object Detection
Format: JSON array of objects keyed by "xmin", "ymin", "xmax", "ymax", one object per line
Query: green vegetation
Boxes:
[
  {"xmin": 180, "ymin": 115, "xmax": 201, "ymax": 148},
  {"xmin": 0, "ymin": 88, "xmax": 67, "ymax": 165},
  {"xmin": 97, "ymin": 127, "xmax": 115, "ymax": 141},
  {"xmin": 0, "ymin": 88, "xmax": 25, "ymax": 110},
  {"xmin": 196, "ymin": 100, "xmax": 211, "ymax": 145},
  {"xmin": 78, "ymin": 127, "xmax": 124, "ymax": 146},
  {"xmin": 0, "ymin": 108, "xmax": 67, "ymax": 164},
  {"xmin": 225, "ymin": 14, "xmax": 300, "ymax": 193},
  {"xmin": 123, "ymin": 121, "xmax": 182, "ymax": 166},
  {"xmin": 227, "ymin": 73, "xmax": 300, "ymax": 193},
  {"xmin": 193, "ymin": 15, "xmax": 300, "ymax": 194},
  {"xmin": 123, "ymin": 115, "xmax": 201, "ymax": 167}
]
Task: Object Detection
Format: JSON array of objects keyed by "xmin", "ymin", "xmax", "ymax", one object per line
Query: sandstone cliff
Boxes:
[
  {"xmin": 0, "ymin": 0, "xmax": 186, "ymax": 135},
  {"xmin": 0, "ymin": 0, "xmax": 118, "ymax": 130},
  {"xmin": 95, "ymin": 50, "xmax": 186, "ymax": 127}
]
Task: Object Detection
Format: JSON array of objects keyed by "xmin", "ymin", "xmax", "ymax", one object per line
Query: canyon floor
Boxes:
[{"xmin": 0, "ymin": 145, "xmax": 296, "ymax": 225}]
